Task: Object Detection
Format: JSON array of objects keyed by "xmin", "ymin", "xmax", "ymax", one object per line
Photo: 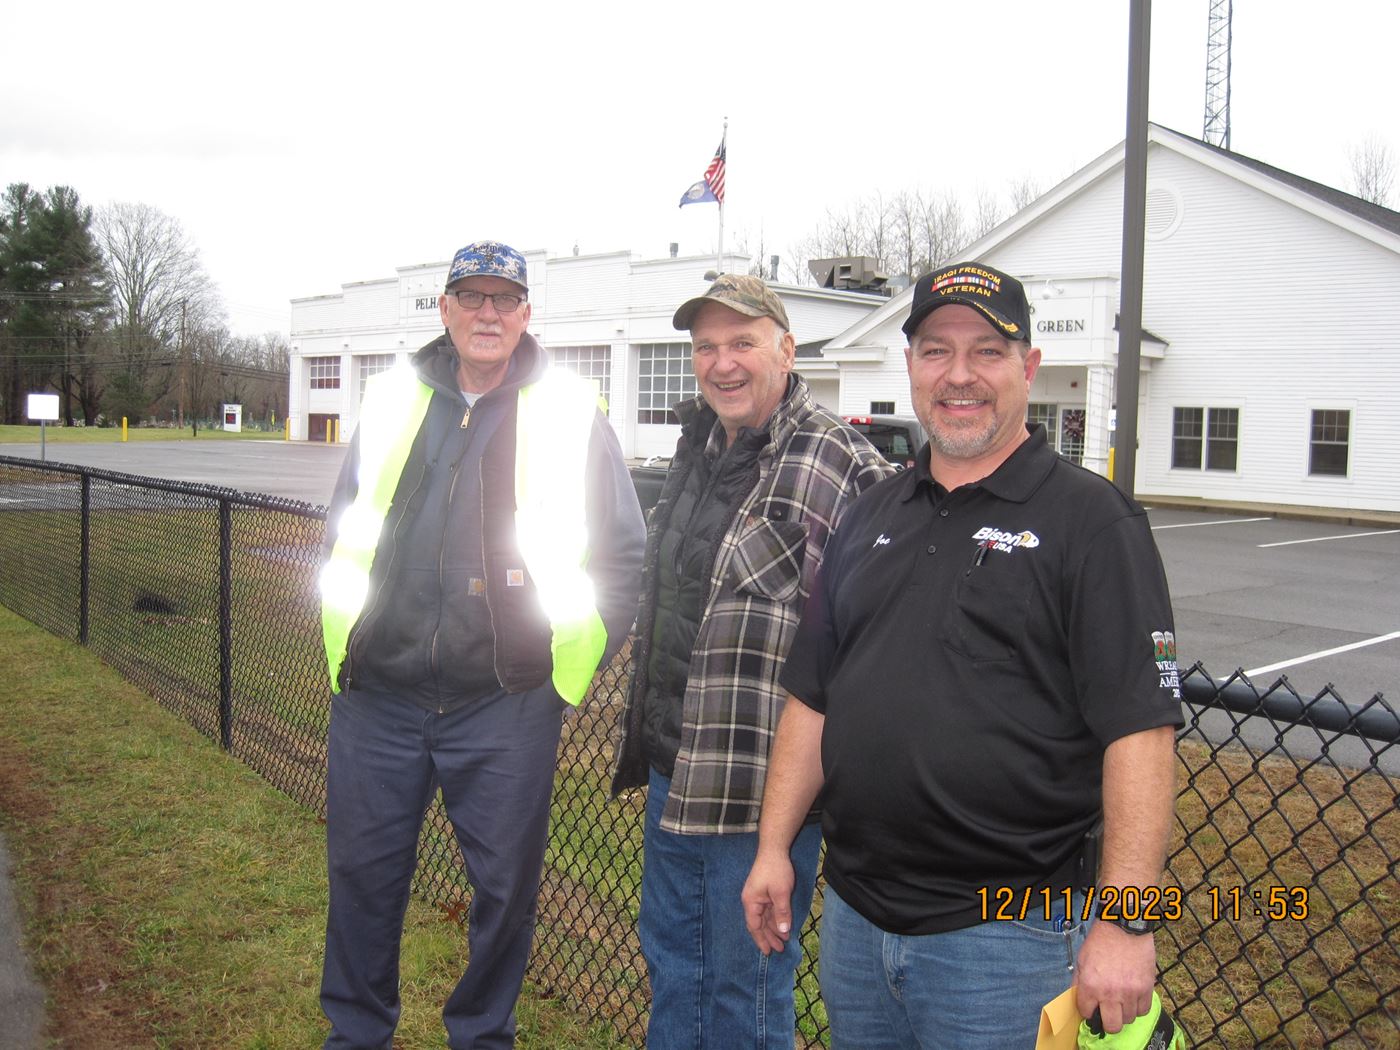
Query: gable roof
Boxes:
[
  {"xmin": 824, "ymin": 123, "xmax": 1400, "ymax": 351},
  {"xmin": 1156, "ymin": 125, "xmax": 1400, "ymax": 237}
]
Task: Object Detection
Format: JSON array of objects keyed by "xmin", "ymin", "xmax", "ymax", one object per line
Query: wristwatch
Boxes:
[{"xmin": 1097, "ymin": 899, "xmax": 1162, "ymax": 935}]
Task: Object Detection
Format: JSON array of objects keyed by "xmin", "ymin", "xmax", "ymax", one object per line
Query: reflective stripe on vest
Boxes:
[
  {"xmin": 319, "ymin": 366, "xmax": 433, "ymax": 688},
  {"xmin": 515, "ymin": 369, "xmax": 608, "ymax": 705},
  {"xmin": 318, "ymin": 365, "xmax": 606, "ymax": 704}
]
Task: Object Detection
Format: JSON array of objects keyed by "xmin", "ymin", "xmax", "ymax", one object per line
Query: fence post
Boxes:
[
  {"xmin": 79, "ymin": 474, "xmax": 91, "ymax": 646},
  {"xmin": 218, "ymin": 497, "xmax": 233, "ymax": 751}
]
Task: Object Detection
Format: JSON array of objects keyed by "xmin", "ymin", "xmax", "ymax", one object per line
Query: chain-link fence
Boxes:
[{"xmin": 0, "ymin": 454, "xmax": 1395, "ymax": 1048}]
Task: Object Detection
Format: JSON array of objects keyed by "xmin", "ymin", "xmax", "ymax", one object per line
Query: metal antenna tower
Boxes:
[{"xmin": 1203, "ymin": 0, "xmax": 1233, "ymax": 148}]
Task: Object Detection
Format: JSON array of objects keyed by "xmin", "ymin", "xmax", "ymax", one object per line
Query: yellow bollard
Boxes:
[
  {"xmin": 121, "ymin": 417, "xmax": 128, "ymax": 442},
  {"xmin": 334, "ymin": 418, "xmax": 341, "ymax": 444},
  {"xmin": 284, "ymin": 417, "xmax": 290, "ymax": 441},
  {"xmin": 325, "ymin": 419, "xmax": 332, "ymax": 444},
  {"xmin": 1107, "ymin": 447, "xmax": 1116, "ymax": 482}
]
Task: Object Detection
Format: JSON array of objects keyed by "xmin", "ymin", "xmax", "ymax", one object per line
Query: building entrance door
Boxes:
[{"xmin": 308, "ymin": 413, "xmax": 340, "ymax": 443}]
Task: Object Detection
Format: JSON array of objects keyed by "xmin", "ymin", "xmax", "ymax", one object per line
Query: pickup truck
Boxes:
[
  {"xmin": 628, "ymin": 413, "xmax": 926, "ymax": 511},
  {"xmin": 629, "ymin": 457, "xmax": 670, "ymax": 513},
  {"xmin": 842, "ymin": 414, "xmax": 926, "ymax": 470}
]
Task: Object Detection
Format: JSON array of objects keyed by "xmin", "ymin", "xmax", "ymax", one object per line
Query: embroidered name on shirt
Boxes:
[
  {"xmin": 873, "ymin": 533, "xmax": 892, "ymax": 548},
  {"xmin": 970, "ymin": 526, "xmax": 1041, "ymax": 554}
]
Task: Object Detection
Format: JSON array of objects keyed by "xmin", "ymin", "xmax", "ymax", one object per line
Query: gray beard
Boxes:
[{"xmin": 927, "ymin": 416, "xmax": 998, "ymax": 459}]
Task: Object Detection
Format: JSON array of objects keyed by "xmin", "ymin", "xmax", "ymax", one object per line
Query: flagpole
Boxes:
[{"xmin": 716, "ymin": 117, "xmax": 727, "ymax": 274}]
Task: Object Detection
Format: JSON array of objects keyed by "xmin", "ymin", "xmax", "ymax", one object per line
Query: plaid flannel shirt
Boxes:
[{"xmin": 611, "ymin": 376, "xmax": 894, "ymax": 834}]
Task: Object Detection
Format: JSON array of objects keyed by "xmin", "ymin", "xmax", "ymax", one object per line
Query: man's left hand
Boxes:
[{"xmin": 1072, "ymin": 921, "xmax": 1157, "ymax": 1033}]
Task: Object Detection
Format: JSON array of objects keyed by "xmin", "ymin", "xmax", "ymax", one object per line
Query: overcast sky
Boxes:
[{"xmin": 3, "ymin": 1, "xmax": 1396, "ymax": 336}]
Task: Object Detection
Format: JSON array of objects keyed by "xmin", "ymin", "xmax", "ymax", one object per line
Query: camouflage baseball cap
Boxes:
[
  {"xmin": 672, "ymin": 273, "xmax": 790, "ymax": 332},
  {"xmin": 445, "ymin": 240, "xmax": 529, "ymax": 291}
]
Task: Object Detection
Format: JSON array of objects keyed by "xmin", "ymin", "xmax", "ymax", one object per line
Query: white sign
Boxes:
[
  {"xmin": 26, "ymin": 393, "xmax": 59, "ymax": 421},
  {"xmin": 222, "ymin": 403, "xmax": 243, "ymax": 433}
]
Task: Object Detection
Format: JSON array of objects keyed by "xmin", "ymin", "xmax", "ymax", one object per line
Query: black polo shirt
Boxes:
[{"xmin": 780, "ymin": 426, "xmax": 1183, "ymax": 935}]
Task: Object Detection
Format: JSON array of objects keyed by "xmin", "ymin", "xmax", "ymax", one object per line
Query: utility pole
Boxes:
[
  {"xmin": 1114, "ymin": 0, "xmax": 1150, "ymax": 499},
  {"xmin": 177, "ymin": 298, "xmax": 187, "ymax": 429}
]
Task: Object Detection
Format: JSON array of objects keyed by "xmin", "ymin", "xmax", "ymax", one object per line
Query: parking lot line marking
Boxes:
[
  {"xmin": 1257, "ymin": 528, "xmax": 1400, "ymax": 548},
  {"xmin": 1151, "ymin": 516, "xmax": 1272, "ymax": 530},
  {"xmin": 1245, "ymin": 631, "xmax": 1400, "ymax": 678}
]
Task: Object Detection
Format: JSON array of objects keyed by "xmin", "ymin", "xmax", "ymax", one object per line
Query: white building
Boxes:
[
  {"xmin": 290, "ymin": 125, "xmax": 1400, "ymax": 512},
  {"xmin": 820, "ymin": 124, "xmax": 1400, "ymax": 513},
  {"xmin": 288, "ymin": 250, "xmax": 886, "ymax": 460}
]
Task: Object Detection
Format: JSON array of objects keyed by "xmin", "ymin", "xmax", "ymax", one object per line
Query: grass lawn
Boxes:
[
  {"xmin": 0, "ymin": 604, "xmax": 619, "ymax": 1049},
  {"xmin": 0, "ymin": 424, "xmax": 284, "ymax": 444}
]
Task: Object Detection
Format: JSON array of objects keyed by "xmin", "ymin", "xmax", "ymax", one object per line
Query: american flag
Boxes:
[
  {"xmin": 679, "ymin": 135, "xmax": 727, "ymax": 208},
  {"xmin": 702, "ymin": 138, "xmax": 726, "ymax": 204}
]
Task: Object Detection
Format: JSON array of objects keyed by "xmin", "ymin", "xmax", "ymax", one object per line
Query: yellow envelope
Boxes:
[{"xmin": 1036, "ymin": 986, "xmax": 1081, "ymax": 1050}]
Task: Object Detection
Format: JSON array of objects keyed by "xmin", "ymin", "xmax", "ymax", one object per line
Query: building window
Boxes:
[
  {"xmin": 636, "ymin": 342, "xmax": 696, "ymax": 425},
  {"xmin": 309, "ymin": 356, "xmax": 341, "ymax": 390},
  {"xmin": 1309, "ymin": 409, "xmax": 1350, "ymax": 476},
  {"xmin": 550, "ymin": 345, "xmax": 612, "ymax": 415},
  {"xmin": 870, "ymin": 400, "xmax": 895, "ymax": 415},
  {"xmin": 1173, "ymin": 407, "xmax": 1239, "ymax": 471},
  {"xmin": 1171, "ymin": 407, "xmax": 1204, "ymax": 468},
  {"xmin": 1027, "ymin": 403, "xmax": 1058, "ymax": 450},
  {"xmin": 1205, "ymin": 408, "xmax": 1239, "ymax": 470},
  {"xmin": 357, "ymin": 354, "xmax": 396, "ymax": 401}
]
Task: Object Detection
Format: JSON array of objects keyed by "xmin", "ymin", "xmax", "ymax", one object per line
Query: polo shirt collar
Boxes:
[{"xmin": 902, "ymin": 424, "xmax": 1057, "ymax": 505}]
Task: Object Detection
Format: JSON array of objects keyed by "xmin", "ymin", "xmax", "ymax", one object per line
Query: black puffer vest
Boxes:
[{"xmin": 640, "ymin": 421, "xmax": 767, "ymax": 773}]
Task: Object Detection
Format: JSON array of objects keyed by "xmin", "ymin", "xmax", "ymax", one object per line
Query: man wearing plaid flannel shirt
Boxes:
[{"xmin": 612, "ymin": 274, "xmax": 894, "ymax": 1050}]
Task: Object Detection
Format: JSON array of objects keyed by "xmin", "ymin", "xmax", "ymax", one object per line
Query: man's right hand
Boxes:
[{"xmin": 741, "ymin": 849, "xmax": 797, "ymax": 955}]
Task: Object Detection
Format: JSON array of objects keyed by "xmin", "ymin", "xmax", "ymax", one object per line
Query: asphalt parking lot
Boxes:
[
  {"xmin": 1145, "ymin": 505, "xmax": 1398, "ymax": 706},
  {"xmin": 2, "ymin": 439, "xmax": 1396, "ymax": 761},
  {"xmin": 0, "ymin": 438, "xmax": 346, "ymax": 505}
]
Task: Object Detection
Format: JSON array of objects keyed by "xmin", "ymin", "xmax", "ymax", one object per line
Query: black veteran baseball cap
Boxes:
[
  {"xmin": 901, "ymin": 262, "xmax": 1031, "ymax": 341},
  {"xmin": 673, "ymin": 273, "xmax": 791, "ymax": 332}
]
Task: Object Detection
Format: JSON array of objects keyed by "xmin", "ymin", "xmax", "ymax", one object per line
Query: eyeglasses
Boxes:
[{"xmin": 451, "ymin": 289, "xmax": 526, "ymax": 313}]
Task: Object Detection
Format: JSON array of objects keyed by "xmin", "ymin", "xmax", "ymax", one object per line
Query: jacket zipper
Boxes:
[
  {"xmin": 430, "ymin": 410, "xmax": 472, "ymax": 708},
  {"xmin": 343, "ymin": 460, "xmax": 428, "ymax": 690}
]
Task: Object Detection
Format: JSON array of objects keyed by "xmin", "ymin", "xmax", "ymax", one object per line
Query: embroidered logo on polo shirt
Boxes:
[
  {"xmin": 1152, "ymin": 630, "xmax": 1181, "ymax": 698},
  {"xmin": 970, "ymin": 526, "xmax": 1040, "ymax": 555},
  {"xmin": 873, "ymin": 533, "xmax": 891, "ymax": 548}
]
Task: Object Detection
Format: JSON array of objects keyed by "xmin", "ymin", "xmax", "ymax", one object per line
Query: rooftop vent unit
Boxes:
[{"xmin": 809, "ymin": 256, "xmax": 889, "ymax": 294}]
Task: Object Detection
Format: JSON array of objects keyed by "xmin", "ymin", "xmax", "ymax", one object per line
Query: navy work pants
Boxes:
[{"xmin": 320, "ymin": 683, "xmax": 565, "ymax": 1050}]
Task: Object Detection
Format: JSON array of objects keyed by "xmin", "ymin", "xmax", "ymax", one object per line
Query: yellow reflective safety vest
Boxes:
[{"xmin": 320, "ymin": 365, "xmax": 607, "ymax": 705}]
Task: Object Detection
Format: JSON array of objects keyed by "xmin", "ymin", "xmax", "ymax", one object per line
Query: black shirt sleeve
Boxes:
[{"xmin": 1067, "ymin": 511, "xmax": 1185, "ymax": 744}]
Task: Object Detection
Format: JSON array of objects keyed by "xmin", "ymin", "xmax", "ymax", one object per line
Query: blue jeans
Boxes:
[
  {"xmin": 819, "ymin": 885, "xmax": 1090, "ymax": 1050},
  {"xmin": 639, "ymin": 769, "xmax": 823, "ymax": 1050},
  {"xmin": 320, "ymin": 684, "xmax": 564, "ymax": 1050}
]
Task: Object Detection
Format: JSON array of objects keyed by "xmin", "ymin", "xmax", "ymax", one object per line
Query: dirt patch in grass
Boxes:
[{"xmin": 0, "ymin": 741, "xmax": 155, "ymax": 1049}]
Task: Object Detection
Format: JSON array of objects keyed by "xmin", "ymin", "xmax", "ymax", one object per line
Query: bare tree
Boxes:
[
  {"xmin": 1348, "ymin": 135, "xmax": 1395, "ymax": 207},
  {"xmin": 1008, "ymin": 176, "xmax": 1043, "ymax": 213},
  {"xmin": 95, "ymin": 202, "xmax": 221, "ymax": 423},
  {"xmin": 971, "ymin": 188, "xmax": 1003, "ymax": 241},
  {"xmin": 919, "ymin": 190, "xmax": 970, "ymax": 271},
  {"xmin": 888, "ymin": 190, "xmax": 924, "ymax": 279}
]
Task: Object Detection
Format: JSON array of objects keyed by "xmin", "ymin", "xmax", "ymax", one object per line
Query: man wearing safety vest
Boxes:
[{"xmin": 318, "ymin": 240, "xmax": 645, "ymax": 1049}]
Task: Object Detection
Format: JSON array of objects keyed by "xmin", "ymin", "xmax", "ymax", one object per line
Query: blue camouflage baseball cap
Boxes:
[{"xmin": 445, "ymin": 240, "xmax": 529, "ymax": 291}]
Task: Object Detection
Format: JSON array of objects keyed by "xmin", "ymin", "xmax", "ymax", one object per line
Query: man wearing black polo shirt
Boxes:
[{"xmin": 741, "ymin": 263, "xmax": 1183, "ymax": 1049}]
